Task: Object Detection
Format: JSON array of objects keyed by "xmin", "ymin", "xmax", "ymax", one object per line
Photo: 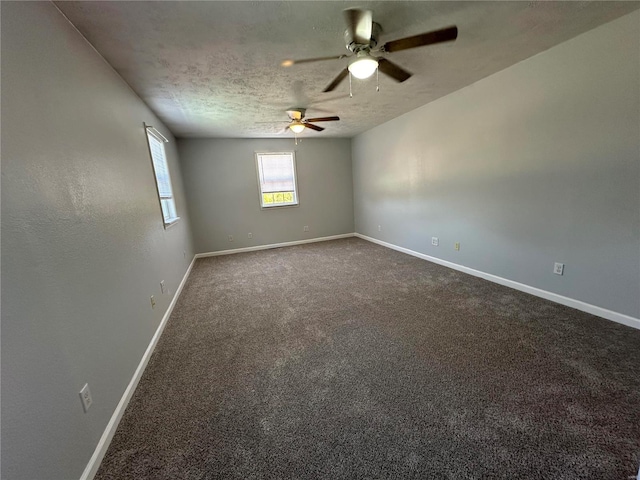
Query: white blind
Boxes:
[
  {"xmin": 148, "ymin": 133, "xmax": 173, "ymax": 198},
  {"xmin": 146, "ymin": 129, "xmax": 178, "ymax": 224},
  {"xmin": 259, "ymin": 153, "xmax": 295, "ymax": 192}
]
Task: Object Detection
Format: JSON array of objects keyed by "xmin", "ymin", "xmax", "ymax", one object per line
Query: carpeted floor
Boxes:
[{"xmin": 95, "ymin": 238, "xmax": 640, "ymax": 480}]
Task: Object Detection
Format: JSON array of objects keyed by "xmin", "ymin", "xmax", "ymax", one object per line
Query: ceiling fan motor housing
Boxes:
[
  {"xmin": 286, "ymin": 108, "xmax": 306, "ymax": 121},
  {"xmin": 344, "ymin": 22, "xmax": 382, "ymax": 52}
]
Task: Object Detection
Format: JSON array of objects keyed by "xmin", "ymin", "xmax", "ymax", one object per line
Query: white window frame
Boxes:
[
  {"xmin": 255, "ymin": 151, "xmax": 299, "ymax": 209},
  {"xmin": 145, "ymin": 124, "xmax": 180, "ymax": 227}
]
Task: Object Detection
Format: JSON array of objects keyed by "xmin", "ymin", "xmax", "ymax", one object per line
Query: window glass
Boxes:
[
  {"xmin": 256, "ymin": 152, "xmax": 298, "ymax": 208},
  {"xmin": 146, "ymin": 128, "xmax": 179, "ymax": 226}
]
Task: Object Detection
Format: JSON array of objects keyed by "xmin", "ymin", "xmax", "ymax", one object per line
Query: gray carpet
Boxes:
[{"xmin": 95, "ymin": 238, "xmax": 640, "ymax": 480}]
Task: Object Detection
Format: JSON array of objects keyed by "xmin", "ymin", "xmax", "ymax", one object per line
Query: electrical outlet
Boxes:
[
  {"xmin": 248, "ymin": 232, "xmax": 252, "ymax": 239},
  {"xmin": 150, "ymin": 295, "xmax": 156, "ymax": 309},
  {"xmin": 432, "ymin": 237, "xmax": 439, "ymax": 246},
  {"xmin": 455, "ymin": 242, "xmax": 460, "ymax": 251},
  {"xmin": 79, "ymin": 383, "xmax": 92, "ymax": 413},
  {"xmin": 160, "ymin": 280, "xmax": 166, "ymax": 294},
  {"xmin": 228, "ymin": 235, "xmax": 234, "ymax": 242},
  {"xmin": 554, "ymin": 262, "xmax": 564, "ymax": 275},
  {"xmin": 378, "ymin": 225, "xmax": 381, "ymax": 232},
  {"xmin": 303, "ymin": 226, "xmax": 309, "ymax": 232}
]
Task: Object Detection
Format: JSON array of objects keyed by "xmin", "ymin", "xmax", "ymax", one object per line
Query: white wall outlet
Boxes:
[
  {"xmin": 554, "ymin": 262, "xmax": 564, "ymax": 275},
  {"xmin": 303, "ymin": 226, "xmax": 309, "ymax": 232},
  {"xmin": 378, "ymin": 225, "xmax": 381, "ymax": 231},
  {"xmin": 248, "ymin": 232, "xmax": 252, "ymax": 239},
  {"xmin": 150, "ymin": 295, "xmax": 156, "ymax": 309},
  {"xmin": 160, "ymin": 280, "xmax": 166, "ymax": 294},
  {"xmin": 228, "ymin": 235, "xmax": 234, "ymax": 242},
  {"xmin": 431, "ymin": 237, "xmax": 439, "ymax": 246},
  {"xmin": 455, "ymin": 242, "xmax": 460, "ymax": 251},
  {"xmin": 79, "ymin": 383, "xmax": 92, "ymax": 413}
]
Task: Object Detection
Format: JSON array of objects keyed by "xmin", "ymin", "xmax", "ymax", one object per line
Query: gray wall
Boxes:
[
  {"xmin": 179, "ymin": 138, "xmax": 354, "ymax": 253},
  {"xmin": 352, "ymin": 11, "xmax": 640, "ymax": 319},
  {"xmin": 1, "ymin": 3, "xmax": 194, "ymax": 479}
]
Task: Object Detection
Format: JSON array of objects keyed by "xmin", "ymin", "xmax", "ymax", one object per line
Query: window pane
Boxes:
[
  {"xmin": 160, "ymin": 198, "xmax": 177, "ymax": 222},
  {"xmin": 147, "ymin": 130, "xmax": 178, "ymax": 223},
  {"xmin": 263, "ymin": 193, "xmax": 275, "ymax": 204},
  {"xmin": 257, "ymin": 152, "xmax": 298, "ymax": 208},
  {"xmin": 148, "ymin": 134, "xmax": 173, "ymax": 198}
]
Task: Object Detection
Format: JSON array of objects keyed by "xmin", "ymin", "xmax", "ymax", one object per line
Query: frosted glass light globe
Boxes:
[
  {"xmin": 289, "ymin": 122, "xmax": 305, "ymax": 134},
  {"xmin": 348, "ymin": 56, "xmax": 378, "ymax": 79}
]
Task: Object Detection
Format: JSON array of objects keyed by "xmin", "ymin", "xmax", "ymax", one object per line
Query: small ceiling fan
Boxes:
[
  {"xmin": 284, "ymin": 108, "xmax": 340, "ymax": 133},
  {"xmin": 282, "ymin": 8, "xmax": 458, "ymax": 92}
]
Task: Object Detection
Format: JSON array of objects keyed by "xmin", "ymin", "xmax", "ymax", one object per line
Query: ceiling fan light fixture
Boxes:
[
  {"xmin": 289, "ymin": 122, "xmax": 305, "ymax": 134},
  {"xmin": 348, "ymin": 53, "xmax": 378, "ymax": 79}
]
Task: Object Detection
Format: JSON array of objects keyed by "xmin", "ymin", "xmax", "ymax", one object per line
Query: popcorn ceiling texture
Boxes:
[
  {"xmin": 56, "ymin": 1, "xmax": 639, "ymax": 138},
  {"xmin": 95, "ymin": 238, "xmax": 640, "ymax": 479}
]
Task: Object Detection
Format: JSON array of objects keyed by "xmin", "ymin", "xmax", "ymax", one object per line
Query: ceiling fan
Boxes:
[
  {"xmin": 282, "ymin": 8, "xmax": 458, "ymax": 92},
  {"xmin": 284, "ymin": 108, "xmax": 340, "ymax": 133}
]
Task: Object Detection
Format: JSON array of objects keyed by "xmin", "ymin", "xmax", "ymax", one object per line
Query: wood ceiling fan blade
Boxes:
[
  {"xmin": 344, "ymin": 8, "xmax": 373, "ymax": 45},
  {"xmin": 281, "ymin": 55, "xmax": 347, "ymax": 67},
  {"xmin": 383, "ymin": 25, "xmax": 458, "ymax": 53},
  {"xmin": 377, "ymin": 58, "xmax": 412, "ymax": 83},
  {"xmin": 304, "ymin": 123, "xmax": 325, "ymax": 132},
  {"xmin": 323, "ymin": 68, "xmax": 349, "ymax": 93},
  {"xmin": 305, "ymin": 116, "xmax": 340, "ymax": 122}
]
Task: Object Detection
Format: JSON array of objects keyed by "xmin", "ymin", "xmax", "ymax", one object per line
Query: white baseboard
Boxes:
[
  {"xmin": 195, "ymin": 233, "xmax": 355, "ymax": 258},
  {"xmin": 355, "ymin": 233, "xmax": 640, "ymax": 331},
  {"xmin": 79, "ymin": 255, "xmax": 198, "ymax": 480}
]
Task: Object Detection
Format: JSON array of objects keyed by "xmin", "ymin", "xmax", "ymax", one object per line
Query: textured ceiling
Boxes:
[{"xmin": 56, "ymin": 1, "xmax": 639, "ymax": 138}]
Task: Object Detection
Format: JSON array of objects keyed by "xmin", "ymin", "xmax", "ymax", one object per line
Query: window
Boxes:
[
  {"xmin": 256, "ymin": 152, "xmax": 299, "ymax": 208},
  {"xmin": 145, "ymin": 125, "xmax": 179, "ymax": 226}
]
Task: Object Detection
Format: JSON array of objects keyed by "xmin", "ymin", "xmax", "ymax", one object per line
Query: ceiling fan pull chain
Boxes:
[
  {"xmin": 376, "ymin": 67, "xmax": 379, "ymax": 92},
  {"xmin": 349, "ymin": 71, "xmax": 353, "ymax": 98}
]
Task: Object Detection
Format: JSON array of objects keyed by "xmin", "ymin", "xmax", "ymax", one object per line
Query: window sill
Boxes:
[
  {"xmin": 260, "ymin": 203, "xmax": 299, "ymax": 210},
  {"xmin": 164, "ymin": 217, "xmax": 180, "ymax": 229}
]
